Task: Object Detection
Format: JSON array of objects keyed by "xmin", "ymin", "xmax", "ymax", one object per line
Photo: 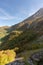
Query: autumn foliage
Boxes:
[{"xmin": 0, "ymin": 50, "xmax": 16, "ymax": 65}]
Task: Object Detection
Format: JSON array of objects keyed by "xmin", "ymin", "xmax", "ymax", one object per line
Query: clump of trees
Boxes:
[{"xmin": 0, "ymin": 50, "xmax": 16, "ymax": 65}]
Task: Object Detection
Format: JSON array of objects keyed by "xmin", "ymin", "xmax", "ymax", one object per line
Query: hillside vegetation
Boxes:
[
  {"xmin": 0, "ymin": 15, "xmax": 43, "ymax": 52},
  {"xmin": 0, "ymin": 50, "xmax": 16, "ymax": 65},
  {"xmin": 0, "ymin": 8, "xmax": 43, "ymax": 65}
]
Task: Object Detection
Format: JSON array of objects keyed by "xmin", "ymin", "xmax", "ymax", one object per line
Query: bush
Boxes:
[{"xmin": 0, "ymin": 50, "xmax": 16, "ymax": 65}]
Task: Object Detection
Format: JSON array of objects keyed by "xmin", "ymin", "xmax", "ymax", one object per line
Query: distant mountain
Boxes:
[
  {"xmin": 0, "ymin": 26, "xmax": 9, "ymax": 32},
  {"xmin": 0, "ymin": 8, "xmax": 43, "ymax": 51},
  {"xmin": 0, "ymin": 26, "xmax": 9, "ymax": 43}
]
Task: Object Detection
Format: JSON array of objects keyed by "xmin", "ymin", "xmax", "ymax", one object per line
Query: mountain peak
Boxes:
[
  {"xmin": 9, "ymin": 8, "xmax": 43, "ymax": 31},
  {"xmin": 39, "ymin": 8, "xmax": 43, "ymax": 10},
  {"xmin": 38, "ymin": 8, "xmax": 43, "ymax": 13}
]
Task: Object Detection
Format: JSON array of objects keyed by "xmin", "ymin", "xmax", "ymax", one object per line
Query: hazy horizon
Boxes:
[{"xmin": 0, "ymin": 0, "xmax": 43, "ymax": 26}]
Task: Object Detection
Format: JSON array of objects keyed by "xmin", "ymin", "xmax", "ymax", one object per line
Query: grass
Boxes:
[
  {"xmin": 24, "ymin": 61, "xmax": 30, "ymax": 65},
  {"xmin": 17, "ymin": 48, "xmax": 43, "ymax": 65},
  {"xmin": 18, "ymin": 48, "xmax": 43, "ymax": 59}
]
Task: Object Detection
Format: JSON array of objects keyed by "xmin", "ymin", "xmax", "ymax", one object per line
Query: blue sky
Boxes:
[{"xmin": 0, "ymin": 0, "xmax": 43, "ymax": 26}]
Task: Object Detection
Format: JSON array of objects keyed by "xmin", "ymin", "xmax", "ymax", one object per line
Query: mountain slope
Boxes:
[
  {"xmin": 0, "ymin": 26, "xmax": 9, "ymax": 37},
  {"xmin": 0, "ymin": 8, "xmax": 43, "ymax": 51},
  {"xmin": 0, "ymin": 26, "xmax": 9, "ymax": 44},
  {"xmin": 9, "ymin": 8, "xmax": 43, "ymax": 31},
  {"xmin": 0, "ymin": 18, "xmax": 43, "ymax": 51}
]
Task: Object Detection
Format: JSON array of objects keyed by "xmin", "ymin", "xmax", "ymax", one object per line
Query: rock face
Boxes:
[
  {"xmin": 6, "ymin": 60, "xmax": 25, "ymax": 65},
  {"xmin": 31, "ymin": 50, "xmax": 43, "ymax": 61},
  {"xmin": 6, "ymin": 60, "xmax": 34, "ymax": 65}
]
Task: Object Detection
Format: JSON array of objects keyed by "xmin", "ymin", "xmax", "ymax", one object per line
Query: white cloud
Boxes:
[
  {"xmin": 20, "ymin": 8, "xmax": 38, "ymax": 17},
  {"xmin": 0, "ymin": 16, "xmax": 16, "ymax": 20},
  {"xmin": 0, "ymin": 8, "xmax": 17, "ymax": 20}
]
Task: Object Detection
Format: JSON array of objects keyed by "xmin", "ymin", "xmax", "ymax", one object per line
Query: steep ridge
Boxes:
[{"xmin": 9, "ymin": 8, "xmax": 43, "ymax": 31}]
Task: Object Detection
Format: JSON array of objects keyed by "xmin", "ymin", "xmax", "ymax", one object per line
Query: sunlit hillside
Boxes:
[{"xmin": 0, "ymin": 8, "xmax": 43, "ymax": 65}]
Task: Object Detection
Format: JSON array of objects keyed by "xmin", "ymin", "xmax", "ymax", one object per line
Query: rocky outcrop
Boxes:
[
  {"xmin": 31, "ymin": 50, "xmax": 43, "ymax": 61},
  {"xmin": 6, "ymin": 50, "xmax": 43, "ymax": 65},
  {"xmin": 6, "ymin": 61, "xmax": 25, "ymax": 65}
]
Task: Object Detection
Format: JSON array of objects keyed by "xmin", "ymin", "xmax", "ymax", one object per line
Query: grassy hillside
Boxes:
[
  {"xmin": 0, "ymin": 26, "xmax": 10, "ymax": 45},
  {"xmin": 0, "ymin": 16, "xmax": 43, "ymax": 52},
  {"xmin": 0, "ymin": 8, "xmax": 43, "ymax": 65},
  {"xmin": 0, "ymin": 29, "xmax": 43, "ymax": 52}
]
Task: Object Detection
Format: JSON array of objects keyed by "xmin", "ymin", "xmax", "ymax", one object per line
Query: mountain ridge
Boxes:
[
  {"xmin": 8, "ymin": 8, "xmax": 43, "ymax": 31},
  {"xmin": 0, "ymin": 8, "xmax": 43, "ymax": 51},
  {"xmin": 0, "ymin": 8, "xmax": 43, "ymax": 31}
]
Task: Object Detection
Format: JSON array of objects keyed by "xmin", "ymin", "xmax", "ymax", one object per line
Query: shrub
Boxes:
[{"xmin": 0, "ymin": 50, "xmax": 16, "ymax": 65}]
